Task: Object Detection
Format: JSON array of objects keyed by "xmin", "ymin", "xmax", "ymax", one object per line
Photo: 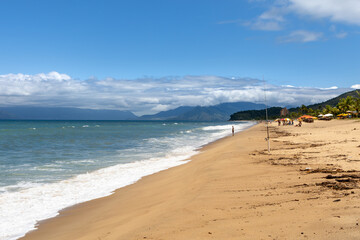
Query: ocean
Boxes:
[{"xmin": 0, "ymin": 120, "xmax": 255, "ymax": 240}]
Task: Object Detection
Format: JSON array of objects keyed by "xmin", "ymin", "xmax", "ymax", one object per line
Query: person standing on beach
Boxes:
[{"xmin": 232, "ymin": 126, "xmax": 234, "ymax": 136}]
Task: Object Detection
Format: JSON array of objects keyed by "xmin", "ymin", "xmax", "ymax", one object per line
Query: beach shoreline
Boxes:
[
  {"xmin": 1, "ymin": 121, "xmax": 255, "ymax": 240},
  {"xmin": 21, "ymin": 120, "xmax": 360, "ymax": 240}
]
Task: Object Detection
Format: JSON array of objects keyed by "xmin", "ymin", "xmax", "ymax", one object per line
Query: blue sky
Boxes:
[{"xmin": 1, "ymin": 0, "xmax": 360, "ymax": 115}]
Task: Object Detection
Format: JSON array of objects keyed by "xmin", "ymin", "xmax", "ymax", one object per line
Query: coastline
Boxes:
[
  {"xmin": 2, "ymin": 121, "xmax": 255, "ymax": 240},
  {"xmin": 21, "ymin": 120, "xmax": 360, "ymax": 239}
]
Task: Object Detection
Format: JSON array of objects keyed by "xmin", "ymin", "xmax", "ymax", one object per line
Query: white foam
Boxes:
[
  {"xmin": 0, "ymin": 153, "xmax": 192, "ymax": 240},
  {"xmin": 0, "ymin": 182, "xmax": 41, "ymax": 194},
  {"xmin": 203, "ymin": 124, "xmax": 235, "ymax": 131},
  {"xmin": 202, "ymin": 122, "xmax": 254, "ymax": 136}
]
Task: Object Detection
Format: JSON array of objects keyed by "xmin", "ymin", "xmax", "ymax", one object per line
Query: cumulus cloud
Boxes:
[
  {"xmin": 241, "ymin": 0, "xmax": 360, "ymax": 42},
  {"xmin": 289, "ymin": 0, "xmax": 360, "ymax": 26},
  {"xmin": 351, "ymin": 84, "xmax": 360, "ymax": 89},
  {"xmin": 0, "ymin": 71, "xmax": 354, "ymax": 115},
  {"xmin": 0, "ymin": 72, "xmax": 82, "ymax": 96},
  {"xmin": 279, "ymin": 30, "xmax": 323, "ymax": 43}
]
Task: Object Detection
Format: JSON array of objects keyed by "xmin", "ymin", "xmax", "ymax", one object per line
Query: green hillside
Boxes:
[
  {"xmin": 229, "ymin": 107, "xmax": 282, "ymax": 120},
  {"xmin": 296, "ymin": 89, "xmax": 360, "ymax": 111},
  {"xmin": 230, "ymin": 89, "xmax": 360, "ymax": 120}
]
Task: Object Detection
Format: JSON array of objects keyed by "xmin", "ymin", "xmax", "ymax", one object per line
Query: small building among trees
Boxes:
[{"xmin": 280, "ymin": 107, "xmax": 289, "ymax": 116}]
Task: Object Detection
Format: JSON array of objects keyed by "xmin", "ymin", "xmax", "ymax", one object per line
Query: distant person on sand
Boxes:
[{"xmin": 232, "ymin": 126, "xmax": 234, "ymax": 136}]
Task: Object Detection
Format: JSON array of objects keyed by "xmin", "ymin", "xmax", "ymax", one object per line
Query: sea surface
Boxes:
[{"xmin": 0, "ymin": 120, "xmax": 255, "ymax": 240}]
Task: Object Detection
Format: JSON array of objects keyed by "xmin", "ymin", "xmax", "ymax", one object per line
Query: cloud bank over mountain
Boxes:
[{"xmin": 0, "ymin": 72, "xmax": 356, "ymax": 115}]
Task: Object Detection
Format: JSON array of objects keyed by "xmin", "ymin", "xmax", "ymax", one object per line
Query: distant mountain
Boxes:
[
  {"xmin": 174, "ymin": 106, "xmax": 226, "ymax": 121},
  {"xmin": 140, "ymin": 106, "xmax": 194, "ymax": 120},
  {"xmin": 140, "ymin": 102, "xmax": 267, "ymax": 121},
  {"xmin": 0, "ymin": 107, "xmax": 138, "ymax": 120}
]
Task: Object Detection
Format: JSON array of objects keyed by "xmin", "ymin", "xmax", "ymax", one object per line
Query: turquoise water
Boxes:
[{"xmin": 0, "ymin": 120, "xmax": 254, "ymax": 240}]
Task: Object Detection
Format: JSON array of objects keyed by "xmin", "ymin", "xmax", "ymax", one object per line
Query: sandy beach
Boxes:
[{"xmin": 21, "ymin": 119, "xmax": 360, "ymax": 240}]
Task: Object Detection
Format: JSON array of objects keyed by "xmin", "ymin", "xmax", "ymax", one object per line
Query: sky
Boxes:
[{"xmin": 0, "ymin": 0, "xmax": 360, "ymax": 115}]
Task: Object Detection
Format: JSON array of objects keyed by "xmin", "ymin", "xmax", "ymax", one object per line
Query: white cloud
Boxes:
[
  {"xmin": 220, "ymin": 18, "xmax": 282, "ymax": 31},
  {"xmin": 351, "ymin": 84, "xmax": 360, "ymax": 89},
  {"xmin": 289, "ymin": 0, "xmax": 360, "ymax": 26},
  {"xmin": 0, "ymin": 71, "xmax": 354, "ymax": 115},
  {"xmin": 320, "ymin": 86, "xmax": 338, "ymax": 90},
  {"xmin": 242, "ymin": 0, "xmax": 359, "ymax": 42},
  {"xmin": 244, "ymin": 20, "xmax": 283, "ymax": 31},
  {"xmin": 242, "ymin": 6, "xmax": 287, "ymax": 31},
  {"xmin": 0, "ymin": 72, "xmax": 82, "ymax": 96},
  {"xmin": 279, "ymin": 30, "xmax": 323, "ymax": 43},
  {"xmin": 150, "ymin": 104, "xmax": 171, "ymax": 112},
  {"xmin": 221, "ymin": 6, "xmax": 286, "ymax": 31},
  {"xmin": 259, "ymin": 7, "xmax": 286, "ymax": 22},
  {"xmin": 335, "ymin": 32, "xmax": 348, "ymax": 39}
]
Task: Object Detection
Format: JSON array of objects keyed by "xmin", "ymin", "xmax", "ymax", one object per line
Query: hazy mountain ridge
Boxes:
[
  {"xmin": 140, "ymin": 102, "xmax": 267, "ymax": 121},
  {"xmin": 139, "ymin": 106, "xmax": 194, "ymax": 120},
  {"xmin": 0, "ymin": 102, "xmax": 267, "ymax": 121}
]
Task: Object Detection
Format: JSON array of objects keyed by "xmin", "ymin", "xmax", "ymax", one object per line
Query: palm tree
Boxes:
[
  {"xmin": 300, "ymin": 104, "xmax": 308, "ymax": 115},
  {"xmin": 331, "ymin": 107, "xmax": 340, "ymax": 116},
  {"xmin": 337, "ymin": 96, "xmax": 354, "ymax": 113},
  {"xmin": 290, "ymin": 112, "xmax": 299, "ymax": 119},
  {"xmin": 323, "ymin": 105, "xmax": 333, "ymax": 114},
  {"xmin": 353, "ymin": 91, "xmax": 360, "ymax": 118},
  {"xmin": 307, "ymin": 108, "xmax": 315, "ymax": 116}
]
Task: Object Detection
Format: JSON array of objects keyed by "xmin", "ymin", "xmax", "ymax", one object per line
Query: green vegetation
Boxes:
[
  {"xmin": 229, "ymin": 107, "xmax": 282, "ymax": 120},
  {"xmin": 230, "ymin": 90, "xmax": 360, "ymax": 120}
]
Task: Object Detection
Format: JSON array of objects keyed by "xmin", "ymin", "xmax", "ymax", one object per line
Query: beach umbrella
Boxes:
[{"xmin": 299, "ymin": 115, "xmax": 316, "ymax": 119}]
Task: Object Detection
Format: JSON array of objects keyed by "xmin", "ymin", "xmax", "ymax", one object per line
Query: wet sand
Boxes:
[{"xmin": 21, "ymin": 119, "xmax": 360, "ymax": 240}]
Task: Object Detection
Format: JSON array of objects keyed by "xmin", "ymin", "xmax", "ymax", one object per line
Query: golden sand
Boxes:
[{"xmin": 21, "ymin": 119, "xmax": 360, "ymax": 240}]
